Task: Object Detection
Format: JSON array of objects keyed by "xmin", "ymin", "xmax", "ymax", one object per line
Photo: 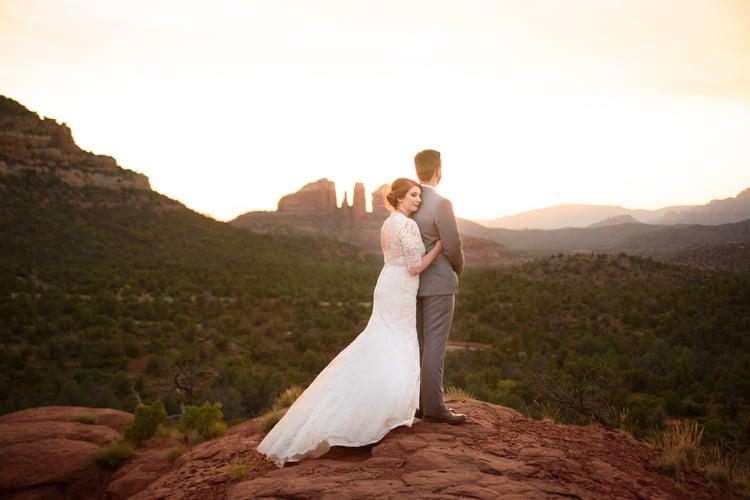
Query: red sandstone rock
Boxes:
[
  {"xmin": 132, "ymin": 400, "xmax": 732, "ymax": 499},
  {"xmin": 0, "ymin": 406, "xmax": 133, "ymax": 500},
  {"xmin": 277, "ymin": 178, "xmax": 339, "ymax": 214},
  {"xmin": 104, "ymin": 443, "xmax": 176, "ymax": 500},
  {"xmin": 0, "ymin": 96, "xmax": 150, "ymax": 191},
  {"xmin": 371, "ymin": 183, "xmax": 390, "ymax": 216},
  {"xmin": 0, "ymin": 401, "xmax": 735, "ymax": 499}
]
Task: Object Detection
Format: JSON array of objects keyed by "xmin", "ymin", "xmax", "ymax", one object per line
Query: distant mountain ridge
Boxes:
[
  {"xmin": 231, "ymin": 180, "xmax": 529, "ymax": 268},
  {"xmin": 231, "ymin": 176, "xmax": 750, "ymax": 273},
  {"xmin": 477, "ymin": 188, "xmax": 750, "ymax": 229},
  {"xmin": 3, "ymin": 93, "xmax": 747, "ymax": 275},
  {"xmin": 456, "ymin": 218, "xmax": 750, "ymax": 274}
]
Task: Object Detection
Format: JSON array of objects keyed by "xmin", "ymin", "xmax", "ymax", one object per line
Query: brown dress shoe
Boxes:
[
  {"xmin": 423, "ymin": 410, "xmax": 467, "ymax": 425},
  {"xmin": 416, "ymin": 407, "xmax": 455, "ymax": 419}
]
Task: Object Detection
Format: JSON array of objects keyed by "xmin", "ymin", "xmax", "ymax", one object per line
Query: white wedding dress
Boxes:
[{"xmin": 257, "ymin": 212, "xmax": 425, "ymax": 467}]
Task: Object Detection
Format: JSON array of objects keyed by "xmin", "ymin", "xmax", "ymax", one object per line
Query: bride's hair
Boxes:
[{"xmin": 386, "ymin": 178, "xmax": 420, "ymax": 210}]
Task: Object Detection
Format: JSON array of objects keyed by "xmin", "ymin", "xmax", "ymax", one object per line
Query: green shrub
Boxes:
[
  {"xmin": 272, "ymin": 385, "xmax": 303, "ymax": 410},
  {"xmin": 165, "ymin": 446, "xmax": 185, "ymax": 463},
  {"xmin": 124, "ymin": 400, "xmax": 167, "ymax": 447},
  {"xmin": 258, "ymin": 410, "xmax": 284, "ymax": 433},
  {"xmin": 649, "ymin": 420, "xmax": 703, "ymax": 476},
  {"xmin": 70, "ymin": 414, "xmax": 97, "ymax": 425},
  {"xmin": 179, "ymin": 401, "xmax": 226, "ymax": 442},
  {"xmin": 96, "ymin": 441, "xmax": 133, "ymax": 470},
  {"xmin": 227, "ymin": 458, "xmax": 250, "ymax": 480}
]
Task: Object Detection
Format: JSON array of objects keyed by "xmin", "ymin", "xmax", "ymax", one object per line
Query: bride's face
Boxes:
[{"xmin": 398, "ymin": 185, "xmax": 422, "ymax": 215}]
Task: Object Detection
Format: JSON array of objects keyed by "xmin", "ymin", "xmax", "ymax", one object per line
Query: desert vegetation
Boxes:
[{"xmin": 1, "ymin": 171, "xmax": 748, "ymax": 488}]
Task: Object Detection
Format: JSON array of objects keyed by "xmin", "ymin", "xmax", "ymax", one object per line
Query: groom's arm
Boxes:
[{"xmin": 435, "ymin": 198, "xmax": 464, "ymax": 276}]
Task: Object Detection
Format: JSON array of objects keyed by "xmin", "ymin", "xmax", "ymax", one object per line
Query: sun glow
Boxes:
[{"xmin": 2, "ymin": 0, "xmax": 750, "ymax": 221}]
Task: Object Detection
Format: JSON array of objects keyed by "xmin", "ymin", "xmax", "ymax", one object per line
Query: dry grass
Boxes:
[
  {"xmin": 649, "ymin": 419, "xmax": 703, "ymax": 476},
  {"xmin": 96, "ymin": 441, "xmax": 134, "ymax": 470},
  {"xmin": 701, "ymin": 442, "xmax": 750, "ymax": 496},
  {"xmin": 165, "ymin": 446, "xmax": 185, "ymax": 463},
  {"xmin": 445, "ymin": 386, "xmax": 474, "ymax": 401},
  {"xmin": 70, "ymin": 414, "xmax": 98, "ymax": 425},
  {"xmin": 226, "ymin": 457, "xmax": 251, "ymax": 480},
  {"xmin": 648, "ymin": 419, "xmax": 750, "ymax": 496},
  {"xmin": 255, "ymin": 385, "xmax": 304, "ymax": 434},
  {"xmin": 272, "ymin": 385, "xmax": 304, "ymax": 410},
  {"xmin": 524, "ymin": 400, "xmax": 563, "ymax": 424},
  {"xmin": 258, "ymin": 410, "xmax": 284, "ymax": 434}
]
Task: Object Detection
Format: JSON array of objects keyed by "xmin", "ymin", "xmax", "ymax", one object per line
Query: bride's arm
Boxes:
[{"xmin": 408, "ymin": 240, "xmax": 443, "ymax": 276}]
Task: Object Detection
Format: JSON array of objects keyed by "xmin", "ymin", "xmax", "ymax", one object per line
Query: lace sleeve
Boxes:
[{"xmin": 398, "ymin": 218, "xmax": 425, "ymax": 270}]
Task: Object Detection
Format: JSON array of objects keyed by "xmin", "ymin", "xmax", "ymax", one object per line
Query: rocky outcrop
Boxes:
[
  {"xmin": 341, "ymin": 182, "xmax": 367, "ymax": 217},
  {"xmin": 277, "ymin": 178, "xmax": 338, "ymax": 214},
  {"xmin": 0, "ymin": 406, "xmax": 133, "ymax": 500},
  {"xmin": 235, "ymin": 179, "xmax": 528, "ymax": 266},
  {"xmin": 0, "ymin": 401, "xmax": 732, "ymax": 499},
  {"xmin": 0, "ymin": 95, "xmax": 150, "ymax": 191},
  {"xmin": 276, "ymin": 179, "xmax": 379, "ymax": 221},
  {"xmin": 371, "ymin": 183, "xmax": 390, "ymax": 216}
]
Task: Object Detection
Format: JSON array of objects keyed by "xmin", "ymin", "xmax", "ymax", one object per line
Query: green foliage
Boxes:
[
  {"xmin": 124, "ymin": 400, "xmax": 167, "ymax": 447},
  {"xmin": 258, "ymin": 410, "xmax": 284, "ymax": 434},
  {"xmin": 179, "ymin": 401, "xmax": 226, "ymax": 441},
  {"xmin": 70, "ymin": 414, "xmax": 97, "ymax": 425},
  {"xmin": 165, "ymin": 446, "xmax": 185, "ymax": 463},
  {"xmin": 444, "ymin": 254, "xmax": 750, "ymax": 450},
  {"xmin": 271, "ymin": 385, "xmax": 303, "ymax": 411},
  {"xmin": 226, "ymin": 458, "xmax": 251, "ymax": 480},
  {"xmin": 96, "ymin": 441, "xmax": 134, "ymax": 470},
  {"xmin": 2, "ymin": 171, "xmax": 749, "ymax": 461}
]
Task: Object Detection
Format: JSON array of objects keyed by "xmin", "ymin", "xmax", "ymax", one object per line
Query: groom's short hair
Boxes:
[{"xmin": 414, "ymin": 149, "xmax": 441, "ymax": 182}]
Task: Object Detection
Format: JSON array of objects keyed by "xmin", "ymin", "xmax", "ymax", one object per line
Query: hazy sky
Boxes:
[{"xmin": 2, "ymin": 0, "xmax": 750, "ymax": 221}]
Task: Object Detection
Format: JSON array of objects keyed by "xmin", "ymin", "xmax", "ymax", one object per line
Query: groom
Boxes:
[{"xmin": 412, "ymin": 149, "xmax": 466, "ymax": 425}]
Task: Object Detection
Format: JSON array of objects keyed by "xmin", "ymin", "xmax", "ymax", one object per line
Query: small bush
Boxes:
[
  {"xmin": 96, "ymin": 442, "xmax": 133, "ymax": 470},
  {"xmin": 649, "ymin": 420, "xmax": 703, "ymax": 476},
  {"xmin": 445, "ymin": 386, "xmax": 474, "ymax": 401},
  {"xmin": 165, "ymin": 446, "xmax": 185, "ymax": 463},
  {"xmin": 124, "ymin": 400, "xmax": 167, "ymax": 447},
  {"xmin": 155, "ymin": 423, "xmax": 183, "ymax": 442},
  {"xmin": 700, "ymin": 442, "xmax": 750, "ymax": 492},
  {"xmin": 258, "ymin": 410, "xmax": 284, "ymax": 433},
  {"xmin": 179, "ymin": 402, "xmax": 226, "ymax": 442},
  {"xmin": 525, "ymin": 400, "xmax": 562, "ymax": 424},
  {"xmin": 272, "ymin": 385, "xmax": 303, "ymax": 410},
  {"xmin": 227, "ymin": 458, "xmax": 250, "ymax": 480},
  {"xmin": 70, "ymin": 414, "xmax": 98, "ymax": 425}
]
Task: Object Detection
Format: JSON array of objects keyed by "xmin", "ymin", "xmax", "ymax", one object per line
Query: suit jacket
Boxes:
[{"xmin": 412, "ymin": 185, "xmax": 464, "ymax": 296}]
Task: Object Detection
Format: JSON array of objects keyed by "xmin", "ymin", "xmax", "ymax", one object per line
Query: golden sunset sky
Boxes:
[{"xmin": 2, "ymin": 0, "xmax": 750, "ymax": 221}]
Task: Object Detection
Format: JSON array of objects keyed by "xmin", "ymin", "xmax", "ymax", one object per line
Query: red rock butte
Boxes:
[{"xmin": 277, "ymin": 177, "xmax": 390, "ymax": 219}]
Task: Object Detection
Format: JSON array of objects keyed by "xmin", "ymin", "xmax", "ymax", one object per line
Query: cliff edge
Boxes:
[{"xmin": 0, "ymin": 400, "xmax": 734, "ymax": 499}]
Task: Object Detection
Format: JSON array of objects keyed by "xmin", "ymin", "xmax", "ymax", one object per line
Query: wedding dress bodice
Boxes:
[{"xmin": 381, "ymin": 212, "xmax": 425, "ymax": 269}]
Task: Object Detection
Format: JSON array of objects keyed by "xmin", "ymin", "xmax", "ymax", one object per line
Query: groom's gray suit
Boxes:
[{"xmin": 412, "ymin": 184, "xmax": 464, "ymax": 416}]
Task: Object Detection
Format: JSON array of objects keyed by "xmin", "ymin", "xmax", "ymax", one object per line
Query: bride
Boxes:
[{"xmin": 257, "ymin": 178, "xmax": 443, "ymax": 467}]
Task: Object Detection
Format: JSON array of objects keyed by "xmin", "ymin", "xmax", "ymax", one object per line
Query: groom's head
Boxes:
[{"xmin": 414, "ymin": 149, "xmax": 442, "ymax": 185}]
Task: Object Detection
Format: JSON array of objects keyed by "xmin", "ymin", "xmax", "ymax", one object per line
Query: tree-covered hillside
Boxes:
[
  {"xmin": 448, "ymin": 254, "xmax": 750, "ymax": 449},
  {"xmin": 0, "ymin": 171, "xmax": 382, "ymax": 417}
]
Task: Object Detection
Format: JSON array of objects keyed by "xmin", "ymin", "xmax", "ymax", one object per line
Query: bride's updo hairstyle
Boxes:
[{"xmin": 386, "ymin": 178, "xmax": 420, "ymax": 210}]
